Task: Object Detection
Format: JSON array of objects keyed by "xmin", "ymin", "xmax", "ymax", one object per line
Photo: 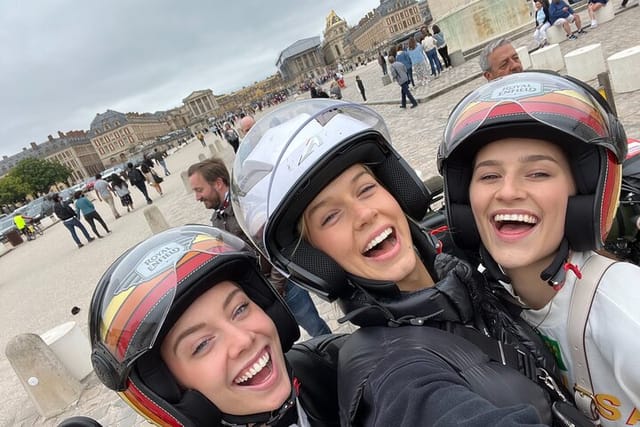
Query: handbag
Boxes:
[{"xmin": 151, "ymin": 171, "xmax": 163, "ymax": 184}]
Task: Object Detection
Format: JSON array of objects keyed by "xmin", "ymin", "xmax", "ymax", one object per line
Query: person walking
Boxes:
[
  {"xmin": 388, "ymin": 55, "xmax": 418, "ymax": 109},
  {"xmin": 378, "ymin": 51, "xmax": 388, "ymax": 75},
  {"xmin": 52, "ymin": 193, "xmax": 95, "ymax": 248},
  {"xmin": 110, "ymin": 173, "xmax": 134, "ymax": 212},
  {"xmin": 74, "ymin": 191, "xmax": 110, "ymax": 238},
  {"xmin": 152, "ymin": 148, "xmax": 170, "ymax": 176},
  {"xmin": 93, "ymin": 173, "xmax": 120, "ymax": 220},
  {"xmin": 222, "ymin": 122, "xmax": 240, "ymax": 153},
  {"xmin": 196, "ymin": 131, "xmax": 206, "ymax": 147},
  {"xmin": 126, "ymin": 162, "xmax": 153, "ymax": 204},
  {"xmin": 187, "ymin": 157, "xmax": 331, "ymax": 337},
  {"xmin": 140, "ymin": 156, "xmax": 163, "ymax": 196},
  {"xmin": 355, "ymin": 75, "xmax": 367, "ymax": 101}
]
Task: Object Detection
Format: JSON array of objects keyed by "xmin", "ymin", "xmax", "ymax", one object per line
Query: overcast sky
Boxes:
[{"xmin": 0, "ymin": 0, "xmax": 380, "ymax": 158}]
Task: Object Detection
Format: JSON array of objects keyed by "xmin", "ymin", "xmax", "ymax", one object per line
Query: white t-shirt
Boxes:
[
  {"xmin": 502, "ymin": 251, "xmax": 640, "ymax": 426},
  {"xmin": 422, "ymin": 36, "xmax": 436, "ymax": 51},
  {"xmin": 94, "ymin": 179, "xmax": 112, "ymax": 198}
]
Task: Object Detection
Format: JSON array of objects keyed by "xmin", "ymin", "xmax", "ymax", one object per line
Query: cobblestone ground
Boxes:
[{"xmin": 1, "ymin": 5, "xmax": 638, "ymax": 426}]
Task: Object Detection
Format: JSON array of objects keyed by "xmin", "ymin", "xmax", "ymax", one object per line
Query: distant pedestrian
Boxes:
[
  {"xmin": 126, "ymin": 162, "xmax": 153, "ymax": 204},
  {"xmin": 329, "ymin": 81, "xmax": 342, "ymax": 99},
  {"xmin": 93, "ymin": 173, "xmax": 120, "ymax": 220},
  {"xmin": 52, "ymin": 193, "xmax": 95, "ymax": 248},
  {"xmin": 432, "ymin": 25, "xmax": 452, "ymax": 69},
  {"xmin": 74, "ymin": 191, "xmax": 110, "ymax": 238},
  {"xmin": 222, "ymin": 122, "xmax": 240, "ymax": 153},
  {"xmin": 196, "ymin": 132, "xmax": 206, "ymax": 147},
  {"xmin": 422, "ymin": 30, "xmax": 443, "ymax": 77},
  {"xmin": 153, "ymin": 148, "xmax": 170, "ymax": 176},
  {"xmin": 388, "ymin": 55, "xmax": 418, "ymax": 109},
  {"xmin": 378, "ymin": 51, "xmax": 388, "ymax": 75},
  {"xmin": 110, "ymin": 174, "xmax": 134, "ymax": 212},
  {"xmin": 140, "ymin": 157, "xmax": 163, "ymax": 196},
  {"xmin": 355, "ymin": 75, "xmax": 367, "ymax": 101}
]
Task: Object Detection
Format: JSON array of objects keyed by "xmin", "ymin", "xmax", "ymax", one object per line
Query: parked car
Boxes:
[{"xmin": 100, "ymin": 166, "xmax": 124, "ymax": 182}]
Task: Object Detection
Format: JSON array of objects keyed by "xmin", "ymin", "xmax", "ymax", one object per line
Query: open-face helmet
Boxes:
[
  {"xmin": 231, "ymin": 99, "xmax": 436, "ymax": 301},
  {"xmin": 438, "ymin": 71, "xmax": 627, "ymax": 283},
  {"xmin": 89, "ymin": 225, "xmax": 299, "ymax": 426}
]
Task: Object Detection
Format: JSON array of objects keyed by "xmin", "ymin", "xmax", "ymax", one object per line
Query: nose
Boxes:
[
  {"xmin": 353, "ymin": 201, "xmax": 377, "ymax": 229},
  {"xmin": 495, "ymin": 175, "xmax": 526, "ymax": 201},
  {"xmin": 227, "ymin": 324, "xmax": 255, "ymax": 360}
]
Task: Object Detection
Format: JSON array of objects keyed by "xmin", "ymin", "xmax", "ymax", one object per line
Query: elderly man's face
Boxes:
[{"xmin": 484, "ymin": 43, "xmax": 523, "ymax": 81}]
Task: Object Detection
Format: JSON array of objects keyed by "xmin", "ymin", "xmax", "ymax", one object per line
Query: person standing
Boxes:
[
  {"xmin": 110, "ymin": 174, "xmax": 134, "ymax": 212},
  {"xmin": 421, "ymin": 30, "xmax": 443, "ymax": 77},
  {"xmin": 126, "ymin": 162, "xmax": 153, "ymax": 204},
  {"xmin": 52, "ymin": 193, "xmax": 94, "ymax": 248},
  {"xmin": 152, "ymin": 148, "xmax": 170, "ymax": 176},
  {"xmin": 74, "ymin": 191, "xmax": 110, "ymax": 238},
  {"xmin": 378, "ymin": 51, "xmax": 388, "ymax": 75},
  {"xmin": 388, "ymin": 55, "xmax": 418, "ymax": 109},
  {"xmin": 395, "ymin": 43, "xmax": 414, "ymax": 86},
  {"xmin": 187, "ymin": 158, "xmax": 331, "ymax": 337},
  {"xmin": 406, "ymin": 37, "xmax": 429, "ymax": 86},
  {"xmin": 93, "ymin": 173, "xmax": 120, "ymax": 220},
  {"xmin": 355, "ymin": 75, "xmax": 367, "ymax": 101},
  {"xmin": 432, "ymin": 25, "xmax": 452, "ymax": 69},
  {"xmin": 222, "ymin": 122, "xmax": 240, "ymax": 153},
  {"xmin": 196, "ymin": 131, "xmax": 206, "ymax": 147},
  {"xmin": 480, "ymin": 38, "xmax": 524, "ymax": 81}
]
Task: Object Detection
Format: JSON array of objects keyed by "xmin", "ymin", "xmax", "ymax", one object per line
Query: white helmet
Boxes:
[{"xmin": 231, "ymin": 99, "xmax": 432, "ymax": 301}]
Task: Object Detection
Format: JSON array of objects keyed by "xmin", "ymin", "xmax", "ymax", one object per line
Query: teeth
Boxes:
[
  {"xmin": 364, "ymin": 228, "xmax": 392, "ymax": 253},
  {"xmin": 235, "ymin": 352, "xmax": 270, "ymax": 384},
  {"xmin": 494, "ymin": 213, "xmax": 538, "ymax": 224}
]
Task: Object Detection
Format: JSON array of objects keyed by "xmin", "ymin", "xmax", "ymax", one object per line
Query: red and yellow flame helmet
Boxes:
[
  {"xmin": 438, "ymin": 71, "xmax": 627, "ymax": 253},
  {"xmin": 89, "ymin": 225, "xmax": 299, "ymax": 426}
]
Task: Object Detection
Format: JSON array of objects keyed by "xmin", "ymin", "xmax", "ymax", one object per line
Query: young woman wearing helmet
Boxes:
[
  {"xmin": 89, "ymin": 225, "xmax": 347, "ymax": 427},
  {"xmin": 438, "ymin": 71, "xmax": 640, "ymax": 425},
  {"xmin": 230, "ymin": 99, "xmax": 581, "ymax": 426}
]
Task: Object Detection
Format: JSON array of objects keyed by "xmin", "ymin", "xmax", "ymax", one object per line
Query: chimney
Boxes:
[
  {"xmin": 3, "ymin": 155, "xmax": 7, "ymax": 160},
  {"xmin": 48, "ymin": 135, "xmax": 54, "ymax": 141},
  {"xmin": 30, "ymin": 142, "xmax": 38, "ymax": 150},
  {"xmin": 58, "ymin": 131, "xmax": 64, "ymax": 137}
]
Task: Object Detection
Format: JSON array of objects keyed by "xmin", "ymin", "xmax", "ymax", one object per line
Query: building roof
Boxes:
[
  {"xmin": 89, "ymin": 109, "xmax": 127, "ymax": 133},
  {"xmin": 277, "ymin": 36, "xmax": 321, "ymax": 63}
]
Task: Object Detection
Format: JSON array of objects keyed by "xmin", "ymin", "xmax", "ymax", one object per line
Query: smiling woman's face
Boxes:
[
  {"xmin": 302, "ymin": 164, "xmax": 431, "ymax": 291},
  {"xmin": 469, "ymin": 137, "xmax": 576, "ymax": 275},
  {"xmin": 160, "ymin": 281, "xmax": 291, "ymax": 416}
]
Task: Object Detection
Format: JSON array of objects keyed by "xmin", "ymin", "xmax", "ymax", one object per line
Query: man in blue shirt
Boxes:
[{"xmin": 549, "ymin": 0, "xmax": 585, "ymax": 40}]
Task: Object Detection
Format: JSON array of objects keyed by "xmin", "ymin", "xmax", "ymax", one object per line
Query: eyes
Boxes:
[
  {"xmin": 319, "ymin": 182, "xmax": 378, "ymax": 226},
  {"xmin": 475, "ymin": 170, "xmax": 551, "ymax": 181},
  {"xmin": 189, "ymin": 300, "xmax": 251, "ymax": 357}
]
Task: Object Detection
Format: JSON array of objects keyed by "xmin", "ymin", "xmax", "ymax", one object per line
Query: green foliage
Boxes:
[
  {"xmin": 10, "ymin": 157, "xmax": 73, "ymax": 195},
  {"xmin": 0, "ymin": 175, "xmax": 30, "ymax": 204}
]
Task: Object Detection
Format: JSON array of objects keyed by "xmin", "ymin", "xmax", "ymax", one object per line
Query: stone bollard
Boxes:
[
  {"xmin": 181, "ymin": 170, "xmax": 193, "ymax": 194},
  {"xmin": 40, "ymin": 321, "xmax": 93, "ymax": 381},
  {"xmin": 144, "ymin": 205, "xmax": 170, "ymax": 234},
  {"xmin": 5, "ymin": 333, "xmax": 83, "ymax": 418},
  {"xmin": 516, "ymin": 46, "xmax": 532, "ymax": 70},
  {"xmin": 198, "ymin": 153, "xmax": 206, "ymax": 161},
  {"xmin": 449, "ymin": 50, "xmax": 465, "ymax": 67}
]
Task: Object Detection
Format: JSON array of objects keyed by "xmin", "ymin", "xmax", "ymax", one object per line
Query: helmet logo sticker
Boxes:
[
  {"xmin": 136, "ymin": 242, "xmax": 183, "ymax": 278},
  {"xmin": 490, "ymin": 82, "xmax": 543, "ymax": 100},
  {"xmin": 296, "ymin": 136, "xmax": 324, "ymax": 168}
]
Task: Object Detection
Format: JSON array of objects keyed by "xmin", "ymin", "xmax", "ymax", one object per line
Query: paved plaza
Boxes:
[{"xmin": 1, "ymin": 6, "xmax": 639, "ymax": 425}]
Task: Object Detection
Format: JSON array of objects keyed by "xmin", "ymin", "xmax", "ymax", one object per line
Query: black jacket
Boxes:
[
  {"xmin": 339, "ymin": 326, "xmax": 549, "ymax": 426},
  {"xmin": 53, "ymin": 201, "xmax": 77, "ymax": 221}
]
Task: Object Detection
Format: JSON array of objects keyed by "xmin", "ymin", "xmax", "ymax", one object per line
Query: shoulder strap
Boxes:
[{"xmin": 568, "ymin": 253, "xmax": 616, "ymax": 421}]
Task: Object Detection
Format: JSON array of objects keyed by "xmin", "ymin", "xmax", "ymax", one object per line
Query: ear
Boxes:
[{"xmin": 483, "ymin": 71, "xmax": 492, "ymax": 81}]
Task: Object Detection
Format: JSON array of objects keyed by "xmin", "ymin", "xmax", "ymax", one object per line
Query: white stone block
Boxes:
[
  {"xmin": 607, "ymin": 46, "xmax": 640, "ymax": 93},
  {"xmin": 516, "ymin": 46, "xmax": 532, "ymax": 69},
  {"xmin": 546, "ymin": 24, "xmax": 566, "ymax": 45},
  {"xmin": 565, "ymin": 43, "xmax": 607, "ymax": 81},
  {"xmin": 40, "ymin": 321, "xmax": 93, "ymax": 381},
  {"xmin": 530, "ymin": 43, "xmax": 565, "ymax": 72},
  {"xmin": 595, "ymin": 1, "xmax": 615, "ymax": 24}
]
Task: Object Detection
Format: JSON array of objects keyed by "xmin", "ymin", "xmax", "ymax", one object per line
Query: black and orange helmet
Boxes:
[
  {"xmin": 438, "ymin": 71, "xmax": 627, "ymax": 253},
  {"xmin": 89, "ymin": 225, "xmax": 299, "ymax": 426}
]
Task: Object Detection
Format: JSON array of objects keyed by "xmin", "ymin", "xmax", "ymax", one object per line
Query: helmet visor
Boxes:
[
  {"xmin": 95, "ymin": 225, "xmax": 248, "ymax": 368},
  {"xmin": 440, "ymin": 72, "xmax": 614, "ymax": 167}
]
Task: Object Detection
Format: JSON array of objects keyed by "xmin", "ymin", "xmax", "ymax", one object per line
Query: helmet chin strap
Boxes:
[
  {"xmin": 479, "ymin": 238, "xmax": 570, "ymax": 287},
  {"xmin": 220, "ymin": 362, "xmax": 298, "ymax": 427}
]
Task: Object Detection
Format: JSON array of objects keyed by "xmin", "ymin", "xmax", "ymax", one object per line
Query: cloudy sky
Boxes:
[{"xmin": 0, "ymin": 0, "xmax": 380, "ymax": 158}]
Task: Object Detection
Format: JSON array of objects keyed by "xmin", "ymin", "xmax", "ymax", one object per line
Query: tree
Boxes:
[
  {"xmin": 0, "ymin": 175, "xmax": 30, "ymax": 204},
  {"xmin": 10, "ymin": 157, "xmax": 72, "ymax": 195}
]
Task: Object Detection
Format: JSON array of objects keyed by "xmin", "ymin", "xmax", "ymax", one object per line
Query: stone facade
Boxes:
[
  {"xmin": 276, "ymin": 37, "xmax": 325, "ymax": 83},
  {"xmin": 322, "ymin": 10, "xmax": 351, "ymax": 65},
  {"xmin": 88, "ymin": 110, "xmax": 170, "ymax": 166}
]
